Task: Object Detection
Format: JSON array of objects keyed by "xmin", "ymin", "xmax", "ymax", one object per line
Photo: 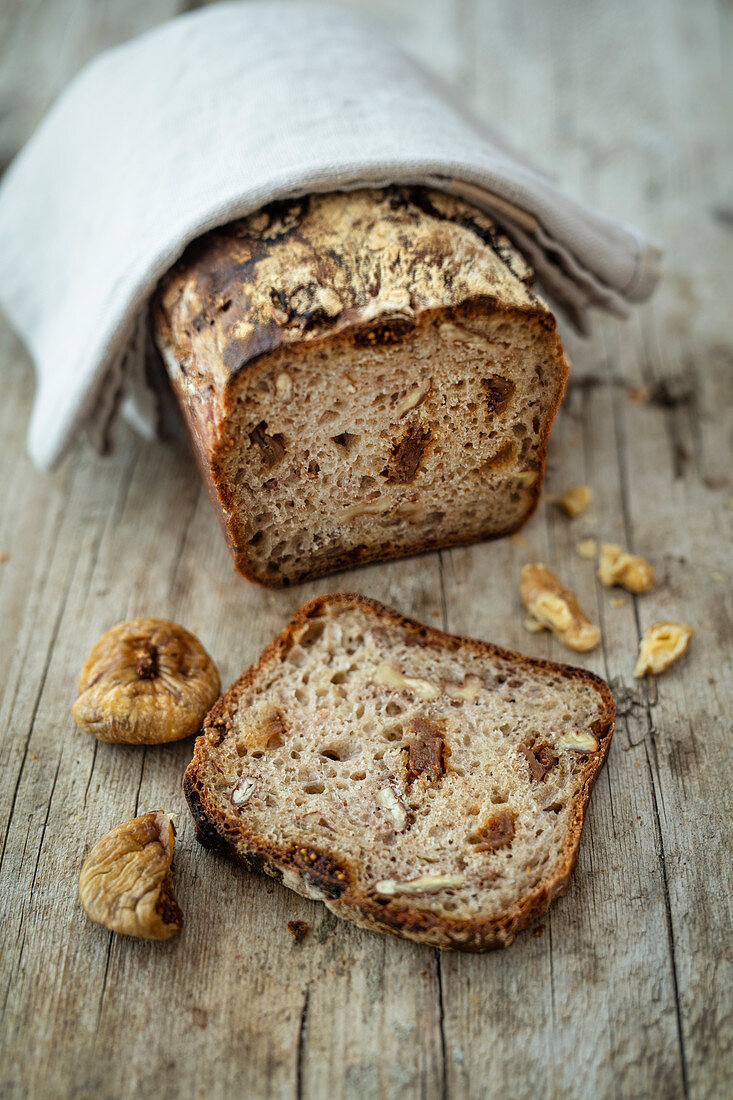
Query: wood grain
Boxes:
[{"xmin": 0, "ymin": 0, "xmax": 731, "ymax": 1097}]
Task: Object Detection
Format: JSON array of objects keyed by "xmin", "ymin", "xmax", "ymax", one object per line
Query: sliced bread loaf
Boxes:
[
  {"xmin": 184, "ymin": 594, "xmax": 614, "ymax": 950},
  {"xmin": 154, "ymin": 187, "xmax": 569, "ymax": 586}
]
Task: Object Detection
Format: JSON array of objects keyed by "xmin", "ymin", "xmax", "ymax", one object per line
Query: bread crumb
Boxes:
[
  {"xmin": 510, "ymin": 533, "xmax": 528, "ymax": 547},
  {"xmin": 531, "ymin": 923, "xmax": 546, "ymax": 937},
  {"xmin": 712, "ymin": 572, "xmax": 725, "ymax": 583},
  {"xmin": 287, "ymin": 919, "xmax": 309, "ymax": 943},
  {"xmin": 575, "ymin": 539, "xmax": 598, "ymax": 560},
  {"xmin": 610, "ymin": 597, "xmax": 626, "ymax": 608},
  {"xmin": 0, "ymin": 552, "xmax": 8, "ymax": 563},
  {"xmin": 552, "ymin": 485, "xmax": 593, "ymax": 517},
  {"xmin": 627, "ymin": 385, "xmax": 651, "ymax": 403}
]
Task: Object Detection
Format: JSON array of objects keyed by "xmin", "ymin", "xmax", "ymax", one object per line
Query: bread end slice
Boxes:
[{"xmin": 184, "ymin": 594, "xmax": 614, "ymax": 950}]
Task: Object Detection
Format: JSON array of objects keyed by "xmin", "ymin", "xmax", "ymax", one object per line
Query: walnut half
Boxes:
[
  {"xmin": 78, "ymin": 812, "xmax": 182, "ymax": 940},
  {"xmin": 520, "ymin": 564, "xmax": 601, "ymax": 652}
]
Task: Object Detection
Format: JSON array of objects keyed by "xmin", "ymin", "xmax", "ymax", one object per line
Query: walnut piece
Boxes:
[
  {"xmin": 73, "ymin": 618, "xmax": 220, "ymax": 744},
  {"xmin": 373, "ymin": 662, "xmax": 439, "ymax": 699},
  {"xmin": 231, "ymin": 775, "xmax": 257, "ymax": 806},
  {"xmin": 598, "ymin": 543, "xmax": 655, "ymax": 593},
  {"xmin": 339, "ymin": 499, "xmax": 391, "ymax": 521},
  {"xmin": 520, "ymin": 564, "xmax": 601, "ymax": 651},
  {"xmin": 376, "ymin": 785, "xmax": 408, "ymax": 830},
  {"xmin": 557, "ymin": 731, "xmax": 599, "ymax": 753},
  {"xmin": 509, "ymin": 470, "xmax": 538, "ymax": 488},
  {"xmin": 275, "ymin": 372, "xmax": 293, "ymax": 402},
  {"xmin": 445, "ymin": 675, "xmax": 482, "ymax": 702},
  {"xmin": 394, "ymin": 378, "xmax": 432, "ymax": 418},
  {"xmin": 339, "ymin": 498, "xmax": 426, "ymax": 522},
  {"xmin": 374, "ymin": 874, "xmax": 464, "ymax": 896},
  {"xmin": 78, "ymin": 812, "xmax": 182, "ymax": 940},
  {"xmin": 575, "ymin": 538, "xmax": 598, "ymax": 560},
  {"xmin": 553, "ymin": 485, "xmax": 593, "ymax": 517},
  {"xmin": 634, "ymin": 621, "xmax": 694, "ymax": 677}
]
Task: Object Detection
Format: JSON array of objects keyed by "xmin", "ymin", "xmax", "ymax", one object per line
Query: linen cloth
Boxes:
[{"xmin": 0, "ymin": 0, "xmax": 662, "ymax": 469}]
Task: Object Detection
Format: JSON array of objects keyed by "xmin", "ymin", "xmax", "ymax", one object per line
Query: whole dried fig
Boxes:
[
  {"xmin": 78, "ymin": 811, "xmax": 182, "ymax": 940},
  {"xmin": 73, "ymin": 617, "xmax": 220, "ymax": 743}
]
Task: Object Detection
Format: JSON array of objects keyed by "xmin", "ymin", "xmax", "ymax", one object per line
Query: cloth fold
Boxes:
[{"xmin": 0, "ymin": 0, "xmax": 662, "ymax": 470}]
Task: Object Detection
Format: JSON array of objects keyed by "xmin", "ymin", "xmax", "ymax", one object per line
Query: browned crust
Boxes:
[
  {"xmin": 160, "ymin": 297, "xmax": 569, "ymax": 587},
  {"xmin": 153, "ymin": 186, "xmax": 570, "ymax": 588},
  {"xmin": 183, "ymin": 593, "xmax": 614, "ymax": 951}
]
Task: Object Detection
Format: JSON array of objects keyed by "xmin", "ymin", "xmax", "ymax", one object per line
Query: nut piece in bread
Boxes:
[
  {"xmin": 520, "ymin": 563, "xmax": 601, "ymax": 651},
  {"xmin": 153, "ymin": 186, "xmax": 569, "ymax": 586},
  {"xmin": 183, "ymin": 593, "xmax": 614, "ymax": 951}
]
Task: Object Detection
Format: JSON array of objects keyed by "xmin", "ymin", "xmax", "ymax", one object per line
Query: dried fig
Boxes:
[
  {"xmin": 78, "ymin": 811, "xmax": 182, "ymax": 940},
  {"xmin": 73, "ymin": 617, "xmax": 220, "ymax": 743}
]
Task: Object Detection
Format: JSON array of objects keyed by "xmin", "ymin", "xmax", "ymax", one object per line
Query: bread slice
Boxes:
[
  {"xmin": 184, "ymin": 594, "xmax": 614, "ymax": 951},
  {"xmin": 154, "ymin": 187, "xmax": 569, "ymax": 586}
]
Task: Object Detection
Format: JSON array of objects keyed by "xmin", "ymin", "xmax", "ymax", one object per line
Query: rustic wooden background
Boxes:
[{"xmin": 0, "ymin": 1, "xmax": 730, "ymax": 1097}]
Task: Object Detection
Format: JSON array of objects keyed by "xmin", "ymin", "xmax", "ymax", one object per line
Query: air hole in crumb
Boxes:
[
  {"xmin": 385, "ymin": 702, "xmax": 404, "ymax": 717},
  {"xmin": 351, "ymin": 770, "xmax": 366, "ymax": 781},
  {"xmin": 490, "ymin": 789, "xmax": 508, "ymax": 804},
  {"xmin": 332, "ymin": 432, "xmax": 359, "ymax": 450},
  {"xmin": 330, "ymin": 671, "xmax": 347, "ymax": 685},
  {"xmin": 381, "ymin": 724, "xmax": 404, "ymax": 742},
  {"xmin": 303, "ymin": 782, "xmax": 325, "ymax": 795},
  {"xmin": 544, "ymin": 802, "xmax": 564, "ymax": 814},
  {"xmin": 299, "ymin": 620, "xmax": 325, "ymax": 646}
]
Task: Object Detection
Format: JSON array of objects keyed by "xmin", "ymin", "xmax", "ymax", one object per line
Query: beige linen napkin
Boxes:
[{"xmin": 0, "ymin": 1, "xmax": 661, "ymax": 469}]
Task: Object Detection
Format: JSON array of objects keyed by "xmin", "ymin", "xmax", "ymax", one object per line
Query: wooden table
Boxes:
[{"xmin": 1, "ymin": 1, "xmax": 730, "ymax": 1097}]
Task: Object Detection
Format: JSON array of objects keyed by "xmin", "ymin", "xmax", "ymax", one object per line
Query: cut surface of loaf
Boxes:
[
  {"xmin": 184, "ymin": 594, "xmax": 614, "ymax": 951},
  {"xmin": 154, "ymin": 187, "xmax": 569, "ymax": 586}
]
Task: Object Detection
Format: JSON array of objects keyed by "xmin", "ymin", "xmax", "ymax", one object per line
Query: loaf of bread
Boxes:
[
  {"xmin": 184, "ymin": 594, "xmax": 614, "ymax": 951},
  {"xmin": 154, "ymin": 187, "xmax": 569, "ymax": 586}
]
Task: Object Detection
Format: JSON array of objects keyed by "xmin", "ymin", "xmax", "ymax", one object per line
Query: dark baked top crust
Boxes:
[{"xmin": 154, "ymin": 186, "xmax": 543, "ymax": 395}]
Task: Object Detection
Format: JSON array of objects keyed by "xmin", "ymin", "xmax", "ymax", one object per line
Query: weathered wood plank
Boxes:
[{"xmin": 0, "ymin": 0, "xmax": 731, "ymax": 1098}]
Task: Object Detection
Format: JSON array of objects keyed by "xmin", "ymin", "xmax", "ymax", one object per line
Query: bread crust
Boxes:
[
  {"xmin": 183, "ymin": 593, "xmax": 614, "ymax": 951},
  {"xmin": 154, "ymin": 188, "xmax": 570, "ymax": 587}
]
